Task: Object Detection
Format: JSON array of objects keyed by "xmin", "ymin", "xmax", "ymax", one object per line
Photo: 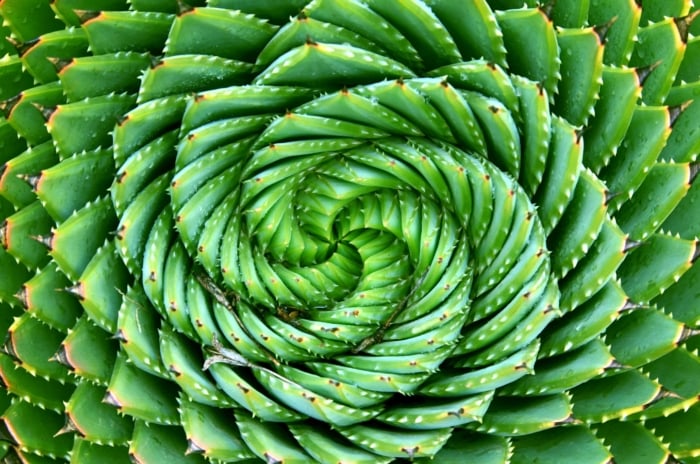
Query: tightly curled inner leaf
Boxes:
[{"xmin": 1, "ymin": 0, "xmax": 699, "ymax": 463}]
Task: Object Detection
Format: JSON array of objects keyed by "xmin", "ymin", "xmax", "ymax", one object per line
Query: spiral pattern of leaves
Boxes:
[{"xmin": 1, "ymin": 0, "xmax": 699, "ymax": 463}]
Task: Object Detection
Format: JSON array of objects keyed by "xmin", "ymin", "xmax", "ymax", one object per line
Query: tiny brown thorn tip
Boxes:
[
  {"xmin": 619, "ymin": 299, "xmax": 647, "ymax": 313},
  {"xmin": 115, "ymin": 171, "xmax": 126, "ymax": 184},
  {"xmin": 63, "ymin": 283, "xmax": 85, "ymax": 300},
  {"xmin": 185, "ymin": 440, "xmax": 204, "ymax": 455},
  {"xmin": 1, "ymin": 335, "xmax": 17, "ymax": 359},
  {"xmin": 553, "ymin": 415, "xmax": 578, "ymax": 426},
  {"xmin": 644, "ymin": 389, "xmax": 680, "ymax": 409},
  {"xmin": 305, "ymin": 36, "xmax": 317, "ymax": 46},
  {"xmin": 0, "ymin": 221, "xmax": 7, "ymax": 249},
  {"xmin": 665, "ymin": 454, "xmax": 683, "ymax": 464},
  {"xmin": 176, "ymin": 0, "xmax": 194, "ymax": 15},
  {"xmin": 14, "ymin": 286, "xmax": 28, "ymax": 307},
  {"xmin": 116, "ymin": 225, "xmax": 126, "ymax": 241},
  {"xmin": 169, "ymin": 364, "xmax": 182, "ymax": 376},
  {"xmin": 151, "ymin": 57, "xmax": 165, "ymax": 69},
  {"xmin": 604, "ymin": 189, "xmax": 625, "ymax": 205},
  {"xmin": 102, "ymin": 391, "xmax": 122, "ymax": 408},
  {"xmin": 538, "ymin": 0, "xmax": 556, "ymax": 21},
  {"xmin": 30, "ymin": 102, "xmax": 56, "ymax": 121},
  {"xmin": 692, "ymin": 240, "xmax": 700, "ymax": 263},
  {"xmin": 604, "ymin": 358, "xmax": 626, "ymax": 371},
  {"xmin": 669, "ymin": 100, "xmax": 692, "ymax": 128},
  {"xmin": 54, "ymin": 416, "xmax": 79, "ymax": 437},
  {"xmin": 593, "ymin": 16, "xmax": 618, "ymax": 44},
  {"xmin": 514, "ymin": 362, "xmax": 529, "ymax": 370},
  {"xmin": 679, "ymin": 325, "xmax": 700, "ymax": 343},
  {"xmin": 113, "ymin": 329, "xmax": 127, "ymax": 342},
  {"xmin": 47, "ymin": 57, "xmax": 73, "ymax": 73},
  {"xmin": 297, "ymin": 10, "xmax": 308, "ymax": 21},
  {"xmin": 51, "ymin": 345, "xmax": 71, "ymax": 367},
  {"xmin": 675, "ymin": 10, "xmax": 700, "ymax": 43},
  {"xmin": 74, "ymin": 9, "xmax": 101, "ymax": 23},
  {"xmin": 623, "ymin": 238, "xmax": 644, "ymax": 253},
  {"xmin": 31, "ymin": 234, "xmax": 53, "ymax": 249},
  {"xmin": 5, "ymin": 36, "xmax": 38, "ymax": 56},
  {"xmin": 0, "ymin": 93, "xmax": 22, "ymax": 117},
  {"xmin": 265, "ymin": 453, "xmax": 283, "ymax": 464},
  {"xmin": 19, "ymin": 173, "xmax": 41, "ymax": 190},
  {"xmin": 401, "ymin": 446, "xmax": 420, "ymax": 459},
  {"xmin": 636, "ymin": 61, "xmax": 662, "ymax": 86}
]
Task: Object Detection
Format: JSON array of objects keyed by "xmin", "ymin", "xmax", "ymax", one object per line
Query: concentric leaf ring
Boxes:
[{"xmin": 0, "ymin": 1, "xmax": 699, "ymax": 463}]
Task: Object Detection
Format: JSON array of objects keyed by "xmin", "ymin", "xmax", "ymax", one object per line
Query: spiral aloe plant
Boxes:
[{"xmin": 1, "ymin": 0, "xmax": 699, "ymax": 462}]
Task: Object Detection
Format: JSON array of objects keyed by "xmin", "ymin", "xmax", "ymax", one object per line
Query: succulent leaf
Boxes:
[{"xmin": 1, "ymin": 1, "xmax": 699, "ymax": 463}]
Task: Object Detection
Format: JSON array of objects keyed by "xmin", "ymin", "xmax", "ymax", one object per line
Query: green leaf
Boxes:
[
  {"xmin": 1, "ymin": 400, "xmax": 73, "ymax": 459},
  {"xmin": 4, "ymin": 313, "xmax": 69, "ymax": 381},
  {"xmin": 49, "ymin": 196, "xmax": 117, "ymax": 281},
  {"xmin": 64, "ymin": 381, "xmax": 134, "ymax": 444},
  {"xmin": 36, "ymin": 148, "xmax": 115, "ymax": 222},
  {"xmin": 22, "ymin": 262, "xmax": 81, "ymax": 331},
  {"xmin": 106, "ymin": 354, "xmax": 180, "ymax": 425},
  {"xmin": 606, "ymin": 308, "xmax": 684, "ymax": 368},
  {"xmin": 644, "ymin": 403, "xmax": 700, "ymax": 460},
  {"xmin": 46, "ymin": 93, "xmax": 136, "ymax": 158},
  {"xmin": 69, "ymin": 439, "xmax": 131, "ymax": 464},
  {"xmin": 1, "ymin": 200, "xmax": 52, "ymax": 269},
  {"xmin": 78, "ymin": 239, "xmax": 129, "ymax": 332},
  {"xmin": 179, "ymin": 396, "xmax": 255, "ymax": 462},
  {"xmin": 138, "ymin": 55, "xmax": 253, "ymax": 103},
  {"xmin": 82, "ymin": 11, "xmax": 174, "ymax": 55},
  {"xmin": 58, "ymin": 52, "xmax": 151, "ymax": 101},
  {"xmin": 0, "ymin": 141, "xmax": 57, "ymax": 209},
  {"xmin": 129, "ymin": 421, "xmax": 207, "ymax": 464},
  {"xmin": 0, "ymin": 353, "xmax": 74, "ymax": 413},
  {"xmin": 19, "ymin": 28, "xmax": 89, "ymax": 84},
  {"xmin": 470, "ymin": 393, "xmax": 574, "ymax": 436},
  {"xmin": 618, "ymin": 233, "xmax": 696, "ymax": 304},
  {"xmin": 511, "ymin": 426, "xmax": 611, "ymax": 464},
  {"xmin": 595, "ymin": 421, "xmax": 669, "ymax": 464},
  {"xmin": 166, "ymin": 7, "xmax": 277, "ymax": 61},
  {"xmin": 254, "ymin": 42, "xmax": 416, "ymax": 89},
  {"xmin": 58, "ymin": 315, "xmax": 117, "ymax": 384},
  {"xmin": 496, "ymin": 8, "xmax": 560, "ymax": 99},
  {"xmin": 582, "ymin": 66, "xmax": 640, "ymax": 173},
  {"xmin": 571, "ymin": 370, "xmax": 661, "ymax": 422}
]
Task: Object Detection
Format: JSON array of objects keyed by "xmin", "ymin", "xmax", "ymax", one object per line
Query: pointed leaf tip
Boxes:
[
  {"xmin": 593, "ymin": 16, "xmax": 619, "ymax": 44},
  {"xmin": 675, "ymin": 11, "xmax": 700, "ymax": 43}
]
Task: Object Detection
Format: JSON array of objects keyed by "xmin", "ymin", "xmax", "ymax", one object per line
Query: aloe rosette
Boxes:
[{"xmin": 1, "ymin": 0, "xmax": 700, "ymax": 462}]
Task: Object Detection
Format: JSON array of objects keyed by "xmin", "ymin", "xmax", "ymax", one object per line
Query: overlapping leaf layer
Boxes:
[{"xmin": 1, "ymin": 0, "xmax": 699, "ymax": 462}]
